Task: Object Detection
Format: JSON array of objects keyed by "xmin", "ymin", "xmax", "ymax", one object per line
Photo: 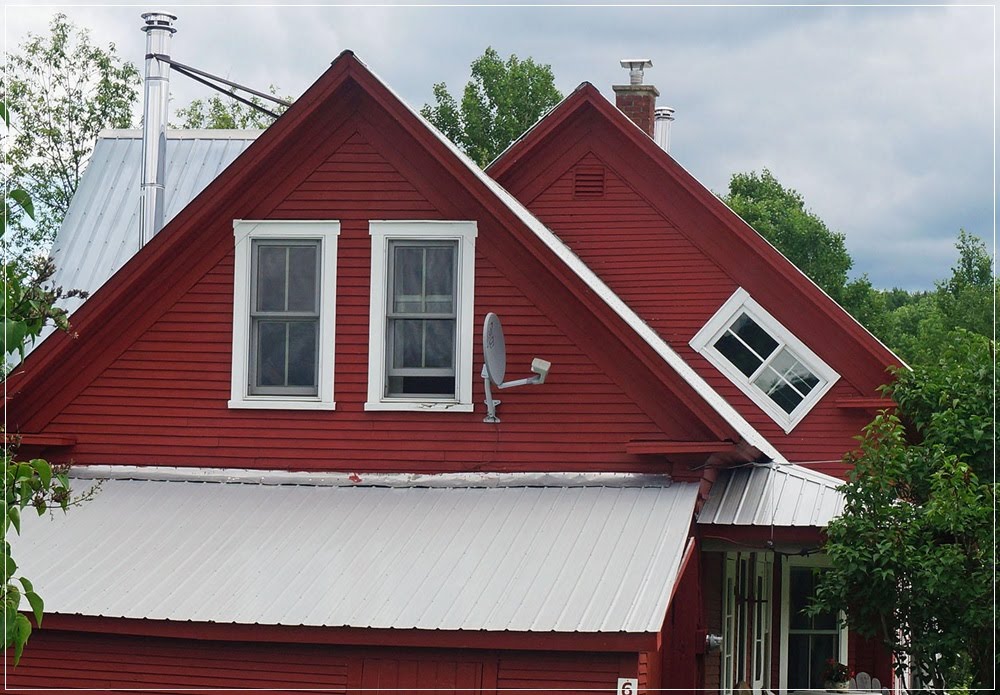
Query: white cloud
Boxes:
[{"xmin": 5, "ymin": 3, "xmax": 993, "ymax": 290}]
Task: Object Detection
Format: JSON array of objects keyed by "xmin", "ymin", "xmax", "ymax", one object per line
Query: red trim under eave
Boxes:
[
  {"xmin": 38, "ymin": 614, "xmax": 658, "ymax": 653},
  {"xmin": 696, "ymin": 525, "xmax": 827, "ymax": 550}
]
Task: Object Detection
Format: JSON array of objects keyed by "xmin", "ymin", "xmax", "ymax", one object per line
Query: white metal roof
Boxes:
[
  {"xmin": 12, "ymin": 471, "xmax": 699, "ymax": 633},
  {"xmin": 48, "ymin": 129, "xmax": 259, "ymax": 315},
  {"xmin": 697, "ymin": 463, "xmax": 845, "ymax": 527}
]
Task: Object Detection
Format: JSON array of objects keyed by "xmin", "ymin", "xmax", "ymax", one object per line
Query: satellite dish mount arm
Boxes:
[{"xmin": 481, "ymin": 312, "xmax": 550, "ymax": 424}]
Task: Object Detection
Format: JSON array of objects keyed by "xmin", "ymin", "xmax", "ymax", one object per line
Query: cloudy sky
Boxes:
[{"xmin": 5, "ymin": 2, "xmax": 995, "ymax": 290}]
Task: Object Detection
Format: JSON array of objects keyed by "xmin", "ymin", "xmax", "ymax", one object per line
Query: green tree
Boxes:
[
  {"xmin": 174, "ymin": 87, "xmax": 290, "ymax": 129},
  {"xmin": 3, "ymin": 13, "xmax": 139, "ymax": 263},
  {"xmin": 880, "ymin": 231, "xmax": 996, "ymax": 364},
  {"xmin": 2, "ymin": 103, "xmax": 78, "ymax": 664},
  {"xmin": 723, "ymin": 170, "xmax": 854, "ymax": 302},
  {"xmin": 812, "ymin": 330, "xmax": 996, "ymax": 692},
  {"xmin": 421, "ymin": 47, "xmax": 562, "ymax": 167}
]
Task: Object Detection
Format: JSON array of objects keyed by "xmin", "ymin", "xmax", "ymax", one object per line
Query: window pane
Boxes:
[
  {"xmin": 387, "ymin": 375, "xmax": 455, "ymax": 397},
  {"xmin": 771, "ymin": 347, "xmax": 820, "ymax": 394},
  {"xmin": 423, "ymin": 320, "xmax": 455, "ymax": 369},
  {"xmin": 715, "ymin": 332, "xmax": 763, "ymax": 377},
  {"xmin": 256, "ymin": 245, "xmax": 286, "ymax": 312},
  {"xmin": 754, "ymin": 366, "xmax": 805, "ymax": 414},
  {"xmin": 789, "ymin": 567, "xmax": 813, "ymax": 630},
  {"xmin": 425, "ymin": 246, "xmax": 455, "ymax": 312},
  {"xmin": 287, "ymin": 245, "xmax": 318, "ymax": 313},
  {"xmin": 393, "ymin": 246, "xmax": 424, "ymax": 312},
  {"xmin": 810, "ymin": 635, "xmax": 838, "ymax": 686},
  {"xmin": 287, "ymin": 321, "xmax": 317, "ymax": 387},
  {"xmin": 787, "ymin": 634, "xmax": 811, "ymax": 690},
  {"xmin": 731, "ymin": 313, "xmax": 778, "ymax": 360},
  {"xmin": 257, "ymin": 321, "xmax": 286, "ymax": 386},
  {"xmin": 392, "ymin": 319, "xmax": 424, "ymax": 369}
]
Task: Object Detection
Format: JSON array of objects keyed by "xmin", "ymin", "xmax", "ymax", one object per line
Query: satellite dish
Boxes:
[
  {"xmin": 481, "ymin": 312, "xmax": 552, "ymax": 423},
  {"xmin": 483, "ymin": 312, "xmax": 506, "ymax": 386}
]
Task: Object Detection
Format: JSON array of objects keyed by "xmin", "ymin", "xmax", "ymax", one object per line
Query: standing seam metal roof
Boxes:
[
  {"xmin": 697, "ymin": 463, "xmax": 845, "ymax": 527},
  {"xmin": 49, "ymin": 129, "xmax": 259, "ymax": 314},
  {"xmin": 13, "ymin": 474, "xmax": 699, "ymax": 633}
]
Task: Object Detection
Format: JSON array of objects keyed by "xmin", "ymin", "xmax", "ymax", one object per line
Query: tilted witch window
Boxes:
[{"xmin": 691, "ymin": 288, "xmax": 838, "ymax": 432}]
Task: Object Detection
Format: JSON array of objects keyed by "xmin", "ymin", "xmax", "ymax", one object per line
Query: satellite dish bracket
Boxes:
[{"xmin": 481, "ymin": 312, "xmax": 551, "ymax": 423}]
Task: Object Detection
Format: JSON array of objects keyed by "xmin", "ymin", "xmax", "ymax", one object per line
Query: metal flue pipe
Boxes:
[{"xmin": 139, "ymin": 11, "xmax": 176, "ymax": 247}]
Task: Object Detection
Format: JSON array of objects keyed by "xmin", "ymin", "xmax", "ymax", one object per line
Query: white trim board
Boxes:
[
  {"xmin": 365, "ymin": 220, "xmax": 477, "ymax": 412},
  {"xmin": 229, "ymin": 220, "xmax": 340, "ymax": 410}
]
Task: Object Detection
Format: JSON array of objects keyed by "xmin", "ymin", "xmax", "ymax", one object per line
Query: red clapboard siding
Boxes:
[
  {"xmin": 506, "ymin": 147, "xmax": 878, "ymax": 476},
  {"xmin": 496, "ymin": 652, "xmax": 624, "ymax": 693},
  {"xmin": 34, "ymin": 125, "xmax": 715, "ymax": 473},
  {"xmin": 7, "ymin": 629, "xmax": 638, "ymax": 694},
  {"xmin": 5, "ymin": 629, "xmax": 350, "ymax": 692}
]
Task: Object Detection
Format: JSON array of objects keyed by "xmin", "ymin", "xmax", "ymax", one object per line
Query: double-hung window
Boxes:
[
  {"xmin": 230, "ymin": 220, "xmax": 339, "ymax": 409},
  {"xmin": 691, "ymin": 288, "xmax": 838, "ymax": 432},
  {"xmin": 367, "ymin": 221, "xmax": 476, "ymax": 411}
]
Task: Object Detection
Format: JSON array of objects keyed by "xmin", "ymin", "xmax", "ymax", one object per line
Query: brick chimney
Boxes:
[{"xmin": 613, "ymin": 59, "xmax": 658, "ymax": 137}]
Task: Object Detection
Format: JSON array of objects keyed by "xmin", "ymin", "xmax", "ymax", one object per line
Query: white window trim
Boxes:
[
  {"xmin": 229, "ymin": 220, "xmax": 339, "ymax": 410},
  {"xmin": 690, "ymin": 288, "xmax": 839, "ymax": 433},
  {"xmin": 778, "ymin": 554, "xmax": 849, "ymax": 695},
  {"xmin": 366, "ymin": 220, "xmax": 477, "ymax": 412}
]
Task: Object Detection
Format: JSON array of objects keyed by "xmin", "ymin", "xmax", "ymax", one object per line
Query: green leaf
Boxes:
[
  {"xmin": 24, "ymin": 590, "xmax": 43, "ymax": 627},
  {"xmin": 30, "ymin": 459, "xmax": 51, "ymax": 488},
  {"xmin": 8, "ymin": 505, "xmax": 20, "ymax": 535},
  {"xmin": 13, "ymin": 612, "xmax": 31, "ymax": 665},
  {"xmin": 8, "ymin": 189, "xmax": 34, "ymax": 220},
  {"xmin": 18, "ymin": 576, "xmax": 33, "ymax": 594},
  {"xmin": 0, "ymin": 101, "xmax": 8, "ymax": 127}
]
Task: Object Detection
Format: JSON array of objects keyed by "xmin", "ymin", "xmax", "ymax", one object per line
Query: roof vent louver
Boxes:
[{"xmin": 574, "ymin": 166, "xmax": 605, "ymax": 199}]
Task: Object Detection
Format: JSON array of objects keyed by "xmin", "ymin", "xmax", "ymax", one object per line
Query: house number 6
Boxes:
[{"xmin": 617, "ymin": 678, "xmax": 638, "ymax": 695}]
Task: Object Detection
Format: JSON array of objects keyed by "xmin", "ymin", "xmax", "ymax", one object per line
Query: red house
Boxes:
[{"xmin": 5, "ymin": 32, "xmax": 900, "ymax": 694}]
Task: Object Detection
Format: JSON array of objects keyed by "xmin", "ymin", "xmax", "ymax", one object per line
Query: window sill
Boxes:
[
  {"xmin": 364, "ymin": 401, "xmax": 474, "ymax": 413},
  {"xmin": 228, "ymin": 399, "xmax": 337, "ymax": 411}
]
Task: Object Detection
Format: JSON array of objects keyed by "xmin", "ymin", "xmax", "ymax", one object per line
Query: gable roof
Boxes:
[
  {"xmin": 13, "ymin": 469, "xmax": 698, "ymax": 633},
  {"xmin": 488, "ymin": 83, "xmax": 905, "ymax": 392},
  {"xmin": 7, "ymin": 52, "xmax": 782, "ymax": 462}
]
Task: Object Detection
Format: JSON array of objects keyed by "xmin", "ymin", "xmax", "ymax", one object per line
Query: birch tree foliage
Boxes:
[{"xmin": 3, "ymin": 13, "xmax": 139, "ymax": 263}]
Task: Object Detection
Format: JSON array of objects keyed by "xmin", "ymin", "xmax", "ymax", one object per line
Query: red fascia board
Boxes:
[
  {"xmin": 697, "ymin": 525, "xmax": 826, "ymax": 549},
  {"xmin": 40, "ymin": 614, "xmax": 658, "ymax": 653},
  {"xmin": 835, "ymin": 397, "xmax": 896, "ymax": 409},
  {"xmin": 490, "ymin": 85, "xmax": 903, "ymax": 387}
]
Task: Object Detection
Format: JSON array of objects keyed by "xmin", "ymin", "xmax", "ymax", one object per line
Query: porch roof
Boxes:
[
  {"xmin": 13, "ymin": 468, "xmax": 698, "ymax": 633},
  {"xmin": 697, "ymin": 463, "xmax": 845, "ymax": 527}
]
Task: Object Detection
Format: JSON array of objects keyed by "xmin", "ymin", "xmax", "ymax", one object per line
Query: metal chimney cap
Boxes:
[
  {"xmin": 619, "ymin": 58, "xmax": 653, "ymax": 85},
  {"xmin": 141, "ymin": 11, "xmax": 177, "ymax": 32},
  {"xmin": 655, "ymin": 106, "xmax": 676, "ymax": 121}
]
